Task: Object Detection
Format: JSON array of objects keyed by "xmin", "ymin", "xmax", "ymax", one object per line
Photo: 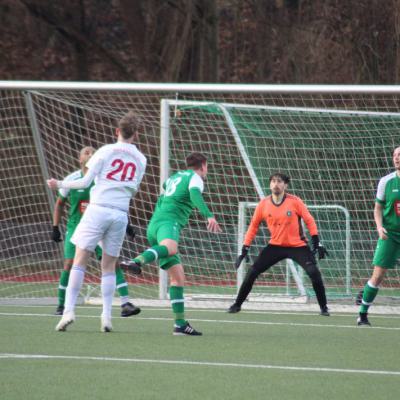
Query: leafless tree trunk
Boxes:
[{"xmin": 19, "ymin": 0, "xmax": 130, "ymax": 80}]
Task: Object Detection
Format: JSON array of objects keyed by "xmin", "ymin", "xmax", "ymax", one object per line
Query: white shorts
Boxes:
[{"xmin": 71, "ymin": 204, "xmax": 128, "ymax": 257}]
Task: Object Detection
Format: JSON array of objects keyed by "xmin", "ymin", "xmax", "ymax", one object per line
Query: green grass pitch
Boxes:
[{"xmin": 1, "ymin": 305, "xmax": 400, "ymax": 400}]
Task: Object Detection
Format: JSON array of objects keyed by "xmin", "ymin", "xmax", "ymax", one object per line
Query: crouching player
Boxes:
[{"xmin": 228, "ymin": 173, "xmax": 330, "ymax": 316}]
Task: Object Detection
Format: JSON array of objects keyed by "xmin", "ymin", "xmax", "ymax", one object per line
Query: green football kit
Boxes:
[
  {"xmin": 359, "ymin": 171, "xmax": 400, "ymax": 315},
  {"xmin": 133, "ymin": 169, "xmax": 214, "ymax": 329},
  {"xmin": 146, "ymin": 169, "xmax": 213, "ymax": 270},
  {"xmin": 373, "ymin": 171, "xmax": 400, "ymax": 269}
]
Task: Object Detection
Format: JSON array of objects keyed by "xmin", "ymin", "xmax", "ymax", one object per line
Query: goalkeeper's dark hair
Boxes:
[
  {"xmin": 186, "ymin": 152, "xmax": 207, "ymax": 170},
  {"xmin": 118, "ymin": 111, "xmax": 143, "ymax": 139},
  {"xmin": 269, "ymin": 172, "xmax": 290, "ymax": 184}
]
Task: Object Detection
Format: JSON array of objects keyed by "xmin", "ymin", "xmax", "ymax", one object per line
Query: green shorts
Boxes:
[
  {"xmin": 147, "ymin": 219, "xmax": 181, "ymax": 270},
  {"xmin": 64, "ymin": 224, "xmax": 102, "ymax": 260},
  {"xmin": 372, "ymin": 236, "xmax": 400, "ymax": 269}
]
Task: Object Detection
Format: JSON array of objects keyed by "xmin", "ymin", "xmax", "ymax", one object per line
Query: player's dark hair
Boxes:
[
  {"xmin": 118, "ymin": 111, "xmax": 142, "ymax": 139},
  {"xmin": 186, "ymin": 152, "xmax": 207, "ymax": 169},
  {"xmin": 393, "ymin": 146, "xmax": 400, "ymax": 154},
  {"xmin": 269, "ymin": 173, "xmax": 290, "ymax": 184}
]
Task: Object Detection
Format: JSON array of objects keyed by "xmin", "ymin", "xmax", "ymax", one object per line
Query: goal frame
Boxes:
[{"xmin": 1, "ymin": 81, "xmax": 400, "ymax": 311}]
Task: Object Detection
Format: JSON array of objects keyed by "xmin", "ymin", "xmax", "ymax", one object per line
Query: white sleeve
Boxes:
[
  {"xmin": 58, "ymin": 187, "xmax": 70, "ymax": 198},
  {"xmin": 376, "ymin": 177, "xmax": 386, "ymax": 202},
  {"xmin": 58, "ymin": 168, "xmax": 97, "ymax": 190},
  {"xmin": 188, "ymin": 174, "xmax": 204, "ymax": 193},
  {"xmin": 85, "ymin": 148, "xmax": 105, "ymax": 175}
]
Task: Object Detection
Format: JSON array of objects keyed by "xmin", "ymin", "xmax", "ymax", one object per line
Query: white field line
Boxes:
[
  {"xmin": 1, "ymin": 311, "xmax": 400, "ymax": 331},
  {"xmin": 1, "ymin": 304, "xmax": 400, "ymax": 320},
  {"xmin": 1, "ymin": 353, "xmax": 400, "ymax": 377}
]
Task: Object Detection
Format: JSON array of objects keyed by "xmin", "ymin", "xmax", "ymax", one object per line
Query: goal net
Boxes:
[{"xmin": 1, "ymin": 83, "xmax": 400, "ymax": 314}]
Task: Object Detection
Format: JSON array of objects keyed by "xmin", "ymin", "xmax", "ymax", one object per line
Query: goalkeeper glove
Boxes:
[
  {"xmin": 235, "ymin": 245, "xmax": 250, "ymax": 269},
  {"xmin": 51, "ymin": 226, "xmax": 62, "ymax": 242},
  {"xmin": 311, "ymin": 235, "xmax": 328, "ymax": 260},
  {"xmin": 126, "ymin": 224, "xmax": 136, "ymax": 239}
]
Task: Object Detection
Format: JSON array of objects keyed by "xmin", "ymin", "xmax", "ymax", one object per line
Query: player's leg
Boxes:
[
  {"xmin": 116, "ymin": 266, "xmax": 141, "ymax": 317},
  {"xmin": 228, "ymin": 245, "xmax": 284, "ymax": 313},
  {"xmin": 164, "ymin": 260, "xmax": 201, "ymax": 336},
  {"xmin": 100, "ymin": 253, "xmax": 118, "ymax": 332},
  {"xmin": 358, "ymin": 237, "xmax": 398, "ymax": 326},
  {"xmin": 55, "ymin": 247, "xmax": 91, "ymax": 331},
  {"xmin": 119, "ymin": 220, "xmax": 172, "ymax": 271},
  {"xmin": 291, "ymin": 246, "xmax": 329, "ymax": 315},
  {"xmin": 357, "ymin": 266, "xmax": 386, "ymax": 326},
  {"xmin": 55, "ymin": 228, "xmax": 76, "ymax": 315},
  {"xmin": 55, "ymin": 259, "xmax": 73, "ymax": 315},
  {"xmin": 99, "ymin": 208, "xmax": 128, "ymax": 332},
  {"xmin": 56, "ymin": 205, "xmax": 107, "ymax": 331}
]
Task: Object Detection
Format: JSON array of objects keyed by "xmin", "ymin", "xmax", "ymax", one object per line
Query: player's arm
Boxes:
[
  {"xmin": 51, "ymin": 196, "xmax": 66, "ymax": 242},
  {"xmin": 189, "ymin": 188, "xmax": 222, "ymax": 233},
  {"xmin": 243, "ymin": 201, "xmax": 263, "ymax": 247},
  {"xmin": 297, "ymin": 198, "xmax": 318, "ymax": 236},
  {"xmin": 47, "ymin": 149, "xmax": 103, "ymax": 190},
  {"xmin": 47, "ymin": 167, "xmax": 97, "ymax": 190},
  {"xmin": 375, "ymin": 178, "xmax": 387, "ymax": 239},
  {"xmin": 235, "ymin": 201, "xmax": 263, "ymax": 269},
  {"xmin": 296, "ymin": 198, "xmax": 327, "ymax": 259},
  {"xmin": 374, "ymin": 202, "xmax": 387, "ymax": 239}
]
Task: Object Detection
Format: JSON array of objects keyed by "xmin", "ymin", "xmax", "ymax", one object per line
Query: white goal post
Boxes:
[{"xmin": 1, "ymin": 81, "xmax": 400, "ymax": 314}]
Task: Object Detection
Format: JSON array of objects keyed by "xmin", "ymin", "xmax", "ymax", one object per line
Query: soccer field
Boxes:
[{"xmin": 1, "ymin": 305, "xmax": 400, "ymax": 400}]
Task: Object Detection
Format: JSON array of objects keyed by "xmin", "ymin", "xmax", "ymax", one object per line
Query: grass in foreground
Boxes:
[{"xmin": 1, "ymin": 305, "xmax": 400, "ymax": 400}]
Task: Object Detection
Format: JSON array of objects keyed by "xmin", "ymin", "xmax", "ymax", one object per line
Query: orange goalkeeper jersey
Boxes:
[{"xmin": 243, "ymin": 194, "xmax": 318, "ymax": 247}]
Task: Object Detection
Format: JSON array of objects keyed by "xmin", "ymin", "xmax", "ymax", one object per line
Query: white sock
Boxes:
[
  {"xmin": 64, "ymin": 266, "xmax": 85, "ymax": 314},
  {"xmin": 101, "ymin": 272, "xmax": 116, "ymax": 319}
]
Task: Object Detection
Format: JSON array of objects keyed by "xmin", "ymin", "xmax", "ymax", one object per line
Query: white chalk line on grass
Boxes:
[
  {"xmin": 1, "ymin": 353, "xmax": 400, "ymax": 377},
  {"xmin": 1, "ymin": 304, "xmax": 400, "ymax": 320},
  {"xmin": 1, "ymin": 311, "xmax": 400, "ymax": 331}
]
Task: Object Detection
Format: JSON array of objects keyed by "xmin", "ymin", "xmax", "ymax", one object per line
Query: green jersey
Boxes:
[
  {"xmin": 375, "ymin": 171, "xmax": 400, "ymax": 240},
  {"xmin": 151, "ymin": 169, "xmax": 213, "ymax": 227},
  {"xmin": 58, "ymin": 170, "xmax": 94, "ymax": 228}
]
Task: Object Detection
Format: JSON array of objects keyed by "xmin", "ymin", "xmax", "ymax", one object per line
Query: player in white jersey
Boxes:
[{"xmin": 47, "ymin": 111, "xmax": 147, "ymax": 332}]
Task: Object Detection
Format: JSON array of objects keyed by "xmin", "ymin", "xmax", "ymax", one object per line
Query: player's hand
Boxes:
[
  {"xmin": 313, "ymin": 244, "xmax": 328, "ymax": 260},
  {"xmin": 377, "ymin": 226, "xmax": 388, "ymax": 240},
  {"xmin": 51, "ymin": 226, "xmax": 62, "ymax": 242},
  {"xmin": 235, "ymin": 245, "xmax": 250, "ymax": 269},
  {"xmin": 207, "ymin": 217, "xmax": 222, "ymax": 233},
  {"xmin": 47, "ymin": 178, "xmax": 59, "ymax": 190},
  {"xmin": 311, "ymin": 234, "xmax": 328, "ymax": 260},
  {"xmin": 126, "ymin": 224, "xmax": 136, "ymax": 239}
]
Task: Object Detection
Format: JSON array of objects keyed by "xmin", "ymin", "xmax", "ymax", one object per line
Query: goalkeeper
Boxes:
[
  {"xmin": 120, "ymin": 152, "xmax": 222, "ymax": 336},
  {"xmin": 51, "ymin": 146, "xmax": 140, "ymax": 318},
  {"xmin": 228, "ymin": 173, "xmax": 330, "ymax": 316}
]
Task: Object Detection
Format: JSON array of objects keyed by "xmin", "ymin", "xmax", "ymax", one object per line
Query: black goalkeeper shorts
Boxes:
[{"xmin": 251, "ymin": 244, "xmax": 318, "ymax": 276}]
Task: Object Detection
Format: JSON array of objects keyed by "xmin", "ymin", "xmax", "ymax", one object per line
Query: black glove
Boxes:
[
  {"xmin": 126, "ymin": 224, "xmax": 136, "ymax": 239},
  {"xmin": 311, "ymin": 235, "xmax": 328, "ymax": 260},
  {"xmin": 51, "ymin": 226, "xmax": 62, "ymax": 242},
  {"xmin": 235, "ymin": 245, "xmax": 250, "ymax": 269}
]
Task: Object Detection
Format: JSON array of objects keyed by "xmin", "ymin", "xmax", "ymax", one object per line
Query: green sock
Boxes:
[
  {"xmin": 115, "ymin": 267, "xmax": 129, "ymax": 304},
  {"xmin": 359, "ymin": 281, "xmax": 379, "ymax": 313},
  {"xmin": 170, "ymin": 286, "xmax": 185, "ymax": 327},
  {"xmin": 134, "ymin": 245, "xmax": 169, "ymax": 265},
  {"xmin": 57, "ymin": 270, "xmax": 70, "ymax": 307}
]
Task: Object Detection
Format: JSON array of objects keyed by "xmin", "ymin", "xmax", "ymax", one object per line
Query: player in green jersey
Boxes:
[
  {"xmin": 121, "ymin": 152, "xmax": 222, "ymax": 335},
  {"xmin": 52, "ymin": 146, "xmax": 140, "ymax": 317},
  {"xmin": 357, "ymin": 146, "xmax": 400, "ymax": 326}
]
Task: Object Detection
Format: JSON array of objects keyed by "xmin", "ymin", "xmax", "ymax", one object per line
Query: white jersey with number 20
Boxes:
[{"xmin": 86, "ymin": 142, "xmax": 147, "ymax": 212}]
